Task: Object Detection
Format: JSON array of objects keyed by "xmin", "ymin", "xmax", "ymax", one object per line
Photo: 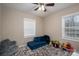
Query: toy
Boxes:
[
  {"xmin": 52, "ymin": 40, "xmax": 60, "ymax": 48},
  {"xmin": 62, "ymin": 42, "xmax": 74, "ymax": 52}
]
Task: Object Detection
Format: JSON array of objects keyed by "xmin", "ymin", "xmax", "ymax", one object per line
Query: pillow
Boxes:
[
  {"xmin": 34, "ymin": 37, "xmax": 41, "ymax": 42},
  {"xmin": 34, "ymin": 36, "xmax": 45, "ymax": 42}
]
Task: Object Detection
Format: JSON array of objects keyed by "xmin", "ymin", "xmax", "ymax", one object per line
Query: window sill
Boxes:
[
  {"xmin": 62, "ymin": 36, "xmax": 79, "ymax": 42},
  {"xmin": 24, "ymin": 35, "xmax": 35, "ymax": 38}
]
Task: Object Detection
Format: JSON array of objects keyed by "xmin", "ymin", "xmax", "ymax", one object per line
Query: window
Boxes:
[
  {"xmin": 62, "ymin": 12, "xmax": 79, "ymax": 42},
  {"xmin": 24, "ymin": 18, "xmax": 36, "ymax": 37}
]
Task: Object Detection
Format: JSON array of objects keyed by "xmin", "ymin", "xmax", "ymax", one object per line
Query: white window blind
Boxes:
[
  {"xmin": 24, "ymin": 18, "xmax": 36, "ymax": 37},
  {"xmin": 62, "ymin": 12, "xmax": 79, "ymax": 42}
]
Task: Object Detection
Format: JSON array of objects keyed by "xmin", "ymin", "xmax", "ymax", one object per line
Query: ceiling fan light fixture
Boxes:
[
  {"xmin": 38, "ymin": 6, "xmax": 41, "ymax": 11},
  {"xmin": 38, "ymin": 5, "xmax": 45, "ymax": 12},
  {"xmin": 41, "ymin": 5, "xmax": 45, "ymax": 11},
  {"xmin": 33, "ymin": 3, "xmax": 55, "ymax": 12}
]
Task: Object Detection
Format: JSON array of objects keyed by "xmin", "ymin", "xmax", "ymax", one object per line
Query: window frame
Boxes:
[
  {"xmin": 62, "ymin": 12, "xmax": 79, "ymax": 42},
  {"xmin": 24, "ymin": 18, "xmax": 36, "ymax": 38}
]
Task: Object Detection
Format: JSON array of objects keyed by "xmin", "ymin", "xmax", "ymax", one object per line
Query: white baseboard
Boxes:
[{"xmin": 18, "ymin": 44, "xmax": 25, "ymax": 48}]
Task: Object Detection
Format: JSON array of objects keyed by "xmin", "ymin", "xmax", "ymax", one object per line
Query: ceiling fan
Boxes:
[{"xmin": 33, "ymin": 3, "xmax": 55, "ymax": 12}]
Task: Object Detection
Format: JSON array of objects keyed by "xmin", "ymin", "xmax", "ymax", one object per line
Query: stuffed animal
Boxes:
[{"xmin": 52, "ymin": 40, "xmax": 60, "ymax": 48}]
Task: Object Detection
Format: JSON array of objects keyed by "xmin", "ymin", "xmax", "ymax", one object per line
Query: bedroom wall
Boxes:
[
  {"xmin": 44, "ymin": 4, "xmax": 79, "ymax": 49},
  {"xmin": 2, "ymin": 6, "xmax": 44, "ymax": 46},
  {"xmin": 0, "ymin": 4, "xmax": 2, "ymax": 41}
]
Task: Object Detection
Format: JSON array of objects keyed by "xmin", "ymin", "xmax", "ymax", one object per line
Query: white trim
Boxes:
[
  {"xmin": 18, "ymin": 44, "xmax": 25, "ymax": 48},
  {"xmin": 63, "ymin": 36, "xmax": 79, "ymax": 42},
  {"xmin": 24, "ymin": 18, "xmax": 36, "ymax": 38},
  {"xmin": 62, "ymin": 12, "xmax": 79, "ymax": 42},
  {"xmin": 63, "ymin": 12, "xmax": 79, "ymax": 18},
  {"xmin": 24, "ymin": 35, "xmax": 35, "ymax": 38},
  {"xmin": 62, "ymin": 16, "xmax": 65, "ymax": 39}
]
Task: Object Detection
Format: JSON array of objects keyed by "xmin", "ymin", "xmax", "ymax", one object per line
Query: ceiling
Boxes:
[{"xmin": 2, "ymin": 3, "xmax": 76, "ymax": 18}]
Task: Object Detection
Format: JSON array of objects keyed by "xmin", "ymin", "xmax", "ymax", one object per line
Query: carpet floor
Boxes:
[{"xmin": 13, "ymin": 45, "xmax": 72, "ymax": 56}]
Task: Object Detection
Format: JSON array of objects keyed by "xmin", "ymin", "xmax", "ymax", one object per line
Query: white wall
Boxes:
[
  {"xmin": 0, "ymin": 4, "xmax": 2, "ymax": 41},
  {"xmin": 44, "ymin": 4, "xmax": 79, "ymax": 49},
  {"xmin": 2, "ymin": 6, "xmax": 44, "ymax": 46},
  {"xmin": 2, "ymin": 4, "xmax": 79, "ymax": 49}
]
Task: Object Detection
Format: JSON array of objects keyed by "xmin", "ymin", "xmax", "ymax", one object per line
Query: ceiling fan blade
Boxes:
[
  {"xmin": 34, "ymin": 7, "xmax": 39, "ymax": 11},
  {"xmin": 46, "ymin": 3, "xmax": 55, "ymax": 6}
]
